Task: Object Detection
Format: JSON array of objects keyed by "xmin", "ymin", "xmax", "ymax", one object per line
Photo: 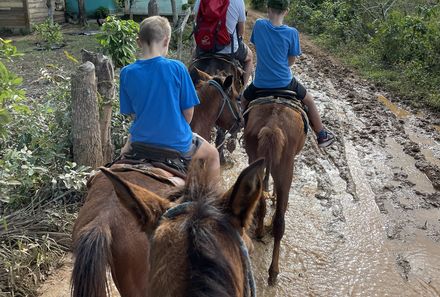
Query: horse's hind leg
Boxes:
[
  {"xmin": 268, "ymin": 161, "xmax": 293, "ymax": 286},
  {"xmin": 256, "ymin": 165, "xmax": 270, "ymax": 238}
]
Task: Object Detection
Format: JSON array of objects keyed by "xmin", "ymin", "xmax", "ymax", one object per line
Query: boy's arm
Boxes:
[
  {"xmin": 288, "ymin": 56, "xmax": 296, "ymax": 67},
  {"xmin": 182, "ymin": 107, "xmax": 194, "ymax": 123},
  {"xmin": 179, "ymin": 63, "xmax": 200, "ymax": 121},
  {"xmin": 237, "ymin": 22, "xmax": 245, "ymax": 37},
  {"xmin": 237, "ymin": 0, "xmax": 246, "ymax": 37}
]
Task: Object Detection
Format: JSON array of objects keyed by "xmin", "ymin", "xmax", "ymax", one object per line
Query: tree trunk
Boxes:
[
  {"xmin": 78, "ymin": 0, "xmax": 87, "ymax": 25},
  {"xmin": 148, "ymin": 0, "xmax": 159, "ymax": 16},
  {"xmin": 46, "ymin": 0, "xmax": 53, "ymax": 23},
  {"xmin": 81, "ymin": 49, "xmax": 115, "ymax": 164},
  {"xmin": 71, "ymin": 62, "xmax": 103, "ymax": 168},
  {"xmin": 171, "ymin": 0, "xmax": 178, "ymax": 26},
  {"xmin": 129, "ymin": 0, "xmax": 134, "ymax": 19}
]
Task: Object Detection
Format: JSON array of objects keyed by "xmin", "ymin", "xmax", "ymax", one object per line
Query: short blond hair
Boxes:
[{"xmin": 139, "ymin": 16, "xmax": 171, "ymax": 45}]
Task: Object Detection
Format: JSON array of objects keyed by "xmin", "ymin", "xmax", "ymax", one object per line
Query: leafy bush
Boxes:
[
  {"xmin": 250, "ymin": 0, "xmax": 266, "ymax": 9},
  {"xmin": 33, "ymin": 18, "xmax": 64, "ymax": 49},
  {"xmin": 288, "ymin": 1, "xmax": 440, "ymax": 110},
  {"xmin": 96, "ymin": 16, "xmax": 139, "ymax": 68},
  {"xmin": 96, "ymin": 6, "xmax": 110, "ymax": 19},
  {"xmin": 0, "ymin": 39, "xmax": 26, "ymax": 137}
]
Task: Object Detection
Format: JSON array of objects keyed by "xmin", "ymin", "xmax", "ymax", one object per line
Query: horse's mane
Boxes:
[{"xmin": 169, "ymin": 162, "xmax": 241, "ymax": 297}]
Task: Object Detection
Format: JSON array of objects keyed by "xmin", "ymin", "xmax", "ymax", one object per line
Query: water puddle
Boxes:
[
  {"xmin": 385, "ymin": 137, "xmax": 436, "ymax": 194},
  {"xmin": 377, "ymin": 95, "xmax": 410, "ymax": 118}
]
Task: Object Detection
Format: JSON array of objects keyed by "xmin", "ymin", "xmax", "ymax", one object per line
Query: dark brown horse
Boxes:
[
  {"xmin": 189, "ymin": 57, "xmax": 244, "ymax": 164},
  {"xmin": 244, "ymin": 102, "xmax": 306, "ymax": 285},
  {"xmin": 71, "ymin": 169, "xmax": 173, "ymax": 297},
  {"xmin": 71, "ymin": 160, "xmax": 264, "ymax": 297},
  {"xmin": 101, "ymin": 160, "xmax": 264, "ymax": 297}
]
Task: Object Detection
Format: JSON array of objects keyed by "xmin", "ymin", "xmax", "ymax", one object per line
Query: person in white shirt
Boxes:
[{"xmin": 194, "ymin": 0, "xmax": 254, "ymax": 85}]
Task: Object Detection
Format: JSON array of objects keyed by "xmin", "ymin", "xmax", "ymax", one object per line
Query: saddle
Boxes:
[
  {"xmin": 122, "ymin": 142, "xmax": 190, "ymax": 175},
  {"xmin": 90, "ymin": 142, "xmax": 191, "ymax": 189},
  {"xmin": 244, "ymin": 95, "xmax": 310, "ymax": 134}
]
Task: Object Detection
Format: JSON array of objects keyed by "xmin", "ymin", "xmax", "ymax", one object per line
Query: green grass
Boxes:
[{"xmin": 312, "ymin": 36, "xmax": 440, "ymax": 111}]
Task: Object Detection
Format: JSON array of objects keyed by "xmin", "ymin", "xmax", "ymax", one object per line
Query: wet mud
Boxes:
[{"xmin": 39, "ymin": 10, "xmax": 439, "ymax": 297}]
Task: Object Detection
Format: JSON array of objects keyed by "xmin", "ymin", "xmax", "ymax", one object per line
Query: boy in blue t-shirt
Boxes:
[
  {"xmin": 242, "ymin": 0, "xmax": 335, "ymax": 147},
  {"xmin": 120, "ymin": 16, "xmax": 220, "ymax": 176}
]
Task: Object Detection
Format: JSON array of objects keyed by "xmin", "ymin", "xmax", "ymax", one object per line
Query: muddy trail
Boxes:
[{"xmin": 40, "ymin": 10, "xmax": 440, "ymax": 297}]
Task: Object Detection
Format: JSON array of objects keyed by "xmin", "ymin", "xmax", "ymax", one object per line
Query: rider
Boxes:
[
  {"xmin": 119, "ymin": 16, "xmax": 220, "ymax": 177},
  {"xmin": 193, "ymin": 0, "xmax": 254, "ymax": 85},
  {"xmin": 241, "ymin": 0, "xmax": 335, "ymax": 148}
]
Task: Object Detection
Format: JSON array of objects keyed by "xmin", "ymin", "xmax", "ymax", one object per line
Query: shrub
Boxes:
[
  {"xmin": 0, "ymin": 38, "xmax": 25, "ymax": 137},
  {"xmin": 33, "ymin": 18, "xmax": 64, "ymax": 49},
  {"xmin": 96, "ymin": 6, "xmax": 110, "ymax": 19},
  {"xmin": 96, "ymin": 16, "xmax": 139, "ymax": 68}
]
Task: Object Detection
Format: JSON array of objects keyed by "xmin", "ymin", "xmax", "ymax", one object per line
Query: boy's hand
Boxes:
[{"xmin": 288, "ymin": 56, "xmax": 296, "ymax": 67}]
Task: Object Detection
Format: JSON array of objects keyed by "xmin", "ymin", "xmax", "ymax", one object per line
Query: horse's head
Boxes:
[
  {"xmin": 104, "ymin": 159, "xmax": 265, "ymax": 297},
  {"xmin": 190, "ymin": 68, "xmax": 243, "ymax": 141}
]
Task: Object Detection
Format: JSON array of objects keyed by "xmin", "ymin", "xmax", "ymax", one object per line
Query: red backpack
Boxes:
[{"xmin": 195, "ymin": 0, "xmax": 231, "ymax": 52}]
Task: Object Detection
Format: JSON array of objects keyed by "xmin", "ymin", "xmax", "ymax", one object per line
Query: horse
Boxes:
[
  {"xmin": 189, "ymin": 56, "xmax": 244, "ymax": 164},
  {"xmin": 100, "ymin": 159, "xmax": 265, "ymax": 297},
  {"xmin": 71, "ymin": 167, "xmax": 174, "ymax": 297},
  {"xmin": 244, "ymin": 99, "xmax": 307, "ymax": 285}
]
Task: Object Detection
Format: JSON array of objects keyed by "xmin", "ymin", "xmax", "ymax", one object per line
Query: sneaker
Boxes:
[{"xmin": 317, "ymin": 129, "xmax": 335, "ymax": 148}]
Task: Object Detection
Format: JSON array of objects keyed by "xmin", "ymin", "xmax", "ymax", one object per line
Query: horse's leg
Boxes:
[
  {"xmin": 256, "ymin": 163, "xmax": 270, "ymax": 238},
  {"xmin": 215, "ymin": 127, "xmax": 227, "ymax": 165},
  {"xmin": 111, "ymin": 220, "xmax": 150, "ymax": 297},
  {"xmin": 268, "ymin": 159, "xmax": 294, "ymax": 286}
]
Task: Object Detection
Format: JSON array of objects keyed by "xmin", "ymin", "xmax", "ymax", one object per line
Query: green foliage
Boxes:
[
  {"xmin": 96, "ymin": 6, "xmax": 110, "ymax": 19},
  {"xmin": 289, "ymin": 1, "xmax": 440, "ymax": 110},
  {"xmin": 96, "ymin": 16, "xmax": 139, "ymax": 68},
  {"xmin": 33, "ymin": 18, "xmax": 64, "ymax": 49},
  {"xmin": 250, "ymin": 0, "xmax": 266, "ymax": 9},
  {"xmin": 0, "ymin": 39, "xmax": 26, "ymax": 137}
]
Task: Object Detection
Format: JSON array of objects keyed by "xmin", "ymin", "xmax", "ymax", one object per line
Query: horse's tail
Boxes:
[
  {"xmin": 71, "ymin": 222, "xmax": 112, "ymax": 297},
  {"xmin": 257, "ymin": 126, "xmax": 286, "ymax": 176}
]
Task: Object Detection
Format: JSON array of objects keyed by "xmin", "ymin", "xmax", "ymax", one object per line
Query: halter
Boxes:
[
  {"xmin": 162, "ymin": 202, "xmax": 257, "ymax": 297},
  {"xmin": 207, "ymin": 79, "xmax": 243, "ymax": 147}
]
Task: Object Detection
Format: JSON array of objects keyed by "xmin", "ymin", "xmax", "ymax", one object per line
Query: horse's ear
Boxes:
[
  {"xmin": 222, "ymin": 75, "xmax": 234, "ymax": 91},
  {"xmin": 100, "ymin": 168, "xmax": 170, "ymax": 233},
  {"xmin": 224, "ymin": 159, "xmax": 265, "ymax": 229},
  {"xmin": 192, "ymin": 67, "xmax": 212, "ymax": 83}
]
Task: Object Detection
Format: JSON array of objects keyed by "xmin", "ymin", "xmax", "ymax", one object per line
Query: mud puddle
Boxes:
[{"xmin": 39, "ymin": 10, "xmax": 439, "ymax": 297}]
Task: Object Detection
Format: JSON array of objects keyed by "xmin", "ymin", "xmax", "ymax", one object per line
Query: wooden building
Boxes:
[{"xmin": 0, "ymin": 0, "xmax": 65, "ymax": 31}]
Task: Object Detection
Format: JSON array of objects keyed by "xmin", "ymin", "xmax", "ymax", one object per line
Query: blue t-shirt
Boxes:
[
  {"xmin": 120, "ymin": 57, "xmax": 200, "ymax": 153},
  {"xmin": 251, "ymin": 19, "xmax": 302, "ymax": 88}
]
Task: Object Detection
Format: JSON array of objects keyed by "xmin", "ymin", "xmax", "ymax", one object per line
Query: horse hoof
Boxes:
[{"xmin": 268, "ymin": 273, "xmax": 278, "ymax": 286}]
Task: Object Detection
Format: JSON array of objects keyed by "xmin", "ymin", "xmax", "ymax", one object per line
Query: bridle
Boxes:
[
  {"xmin": 161, "ymin": 202, "xmax": 257, "ymax": 297},
  {"xmin": 207, "ymin": 79, "xmax": 243, "ymax": 149}
]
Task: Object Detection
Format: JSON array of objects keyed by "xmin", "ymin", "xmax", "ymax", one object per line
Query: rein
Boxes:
[
  {"xmin": 207, "ymin": 79, "xmax": 243, "ymax": 149},
  {"xmin": 162, "ymin": 202, "xmax": 256, "ymax": 297}
]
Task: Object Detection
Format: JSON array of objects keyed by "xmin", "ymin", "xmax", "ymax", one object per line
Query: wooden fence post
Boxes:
[
  {"xmin": 71, "ymin": 61, "xmax": 103, "ymax": 168},
  {"xmin": 81, "ymin": 49, "xmax": 115, "ymax": 164}
]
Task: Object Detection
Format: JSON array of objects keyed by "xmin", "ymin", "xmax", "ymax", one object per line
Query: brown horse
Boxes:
[
  {"xmin": 244, "ymin": 103, "xmax": 306, "ymax": 285},
  {"xmin": 71, "ymin": 169, "xmax": 173, "ymax": 297},
  {"xmin": 100, "ymin": 159, "xmax": 265, "ymax": 297},
  {"xmin": 189, "ymin": 57, "xmax": 244, "ymax": 164}
]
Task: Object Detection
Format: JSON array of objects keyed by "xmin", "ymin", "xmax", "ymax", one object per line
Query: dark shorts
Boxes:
[
  {"xmin": 184, "ymin": 133, "xmax": 204, "ymax": 158},
  {"xmin": 195, "ymin": 38, "xmax": 248, "ymax": 66},
  {"xmin": 243, "ymin": 77, "xmax": 307, "ymax": 102}
]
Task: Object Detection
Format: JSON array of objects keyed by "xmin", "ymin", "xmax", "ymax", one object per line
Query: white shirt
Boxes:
[{"xmin": 194, "ymin": 0, "xmax": 246, "ymax": 53}]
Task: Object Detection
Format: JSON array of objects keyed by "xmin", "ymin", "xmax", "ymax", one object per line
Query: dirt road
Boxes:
[{"xmin": 40, "ymin": 10, "xmax": 440, "ymax": 297}]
